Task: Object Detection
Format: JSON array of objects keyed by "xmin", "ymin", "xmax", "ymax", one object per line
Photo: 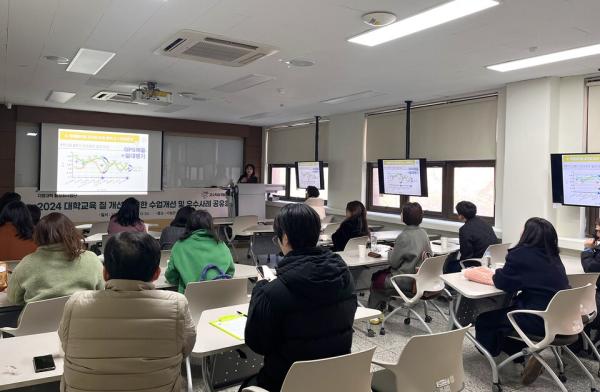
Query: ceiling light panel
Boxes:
[
  {"xmin": 213, "ymin": 74, "xmax": 275, "ymax": 93},
  {"xmin": 487, "ymin": 43, "xmax": 600, "ymax": 72},
  {"xmin": 348, "ymin": 0, "xmax": 499, "ymax": 47},
  {"xmin": 46, "ymin": 91, "xmax": 76, "ymax": 103},
  {"xmin": 66, "ymin": 48, "xmax": 116, "ymax": 75},
  {"xmin": 321, "ymin": 90, "xmax": 384, "ymax": 104}
]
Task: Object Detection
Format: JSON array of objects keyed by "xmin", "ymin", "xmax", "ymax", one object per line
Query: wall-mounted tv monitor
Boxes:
[
  {"xmin": 377, "ymin": 159, "xmax": 428, "ymax": 196},
  {"xmin": 551, "ymin": 153, "xmax": 600, "ymax": 207},
  {"xmin": 295, "ymin": 161, "xmax": 325, "ymax": 189}
]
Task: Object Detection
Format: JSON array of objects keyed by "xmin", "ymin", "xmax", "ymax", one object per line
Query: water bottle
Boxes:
[
  {"xmin": 483, "ymin": 249, "xmax": 492, "ymax": 268},
  {"xmin": 370, "ymin": 234, "xmax": 378, "ymax": 252}
]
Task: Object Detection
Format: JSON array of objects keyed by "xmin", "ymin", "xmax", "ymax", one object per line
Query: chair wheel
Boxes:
[
  {"xmin": 558, "ymin": 373, "xmax": 567, "ymax": 382},
  {"xmin": 367, "ymin": 329, "xmax": 375, "ymax": 338},
  {"xmin": 404, "ymin": 318, "xmax": 411, "ymax": 325},
  {"xmin": 425, "ymin": 315, "xmax": 433, "ymax": 323},
  {"xmin": 492, "ymin": 383, "xmax": 502, "ymax": 392},
  {"xmin": 379, "ymin": 328, "xmax": 386, "ymax": 336}
]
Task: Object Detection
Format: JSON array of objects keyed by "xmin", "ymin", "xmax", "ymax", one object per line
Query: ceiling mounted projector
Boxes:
[{"xmin": 131, "ymin": 82, "xmax": 173, "ymax": 106}]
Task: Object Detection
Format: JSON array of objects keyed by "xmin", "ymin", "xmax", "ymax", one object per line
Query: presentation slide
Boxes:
[
  {"xmin": 561, "ymin": 154, "xmax": 600, "ymax": 207},
  {"xmin": 56, "ymin": 129, "xmax": 149, "ymax": 195},
  {"xmin": 378, "ymin": 159, "xmax": 426, "ymax": 196},
  {"xmin": 295, "ymin": 161, "xmax": 324, "ymax": 189}
]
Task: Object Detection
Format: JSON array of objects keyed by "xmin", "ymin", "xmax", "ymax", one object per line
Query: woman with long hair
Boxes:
[
  {"xmin": 331, "ymin": 200, "xmax": 369, "ymax": 252},
  {"xmin": 0, "ymin": 201, "xmax": 37, "ymax": 260},
  {"xmin": 165, "ymin": 210, "xmax": 234, "ymax": 293},
  {"xmin": 159, "ymin": 206, "xmax": 195, "ymax": 250},
  {"xmin": 7, "ymin": 213, "xmax": 103, "ymax": 304},
  {"xmin": 108, "ymin": 197, "xmax": 147, "ymax": 234},
  {"xmin": 238, "ymin": 164, "xmax": 258, "ymax": 184},
  {"xmin": 472, "ymin": 217, "xmax": 569, "ymax": 385}
]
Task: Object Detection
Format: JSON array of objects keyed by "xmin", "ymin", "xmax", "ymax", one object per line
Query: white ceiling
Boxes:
[{"xmin": 1, "ymin": 0, "xmax": 600, "ymax": 126}]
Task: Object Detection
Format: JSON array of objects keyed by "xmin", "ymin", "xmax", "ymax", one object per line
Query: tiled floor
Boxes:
[{"xmin": 189, "ymin": 298, "xmax": 600, "ymax": 392}]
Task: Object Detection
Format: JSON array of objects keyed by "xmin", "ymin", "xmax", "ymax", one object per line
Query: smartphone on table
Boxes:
[{"xmin": 33, "ymin": 355, "xmax": 56, "ymax": 373}]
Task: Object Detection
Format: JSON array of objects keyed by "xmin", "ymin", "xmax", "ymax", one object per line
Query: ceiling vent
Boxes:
[
  {"xmin": 91, "ymin": 91, "xmax": 136, "ymax": 104},
  {"xmin": 156, "ymin": 30, "xmax": 278, "ymax": 67}
]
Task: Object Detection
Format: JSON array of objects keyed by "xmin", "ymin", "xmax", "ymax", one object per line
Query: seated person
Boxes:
[
  {"xmin": 332, "ymin": 200, "xmax": 369, "ymax": 251},
  {"xmin": 238, "ymin": 163, "xmax": 259, "ymax": 183},
  {"xmin": 445, "ymin": 201, "xmax": 498, "ymax": 273},
  {"xmin": 241, "ymin": 204, "xmax": 357, "ymax": 392},
  {"xmin": 107, "ymin": 197, "xmax": 147, "ymax": 234},
  {"xmin": 26, "ymin": 204, "xmax": 41, "ymax": 225},
  {"xmin": 59, "ymin": 232, "xmax": 196, "ymax": 392},
  {"xmin": 581, "ymin": 218, "xmax": 600, "ymax": 329},
  {"xmin": 159, "ymin": 206, "xmax": 195, "ymax": 250},
  {"xmin": 0, "ymin": 201, "xmax": 37, "ymax": 260},
  {"xmin": 7, "ymin": 213, "xmax": 104, "ymax": 305},
  {"xmin": 472, "ymin": 218, "xmax": 568, "ymax": 386},
  {"xmin": 304, "ymin": 186, "xmax": 326, "ymax": 220},
  {"xmin": 0, "ymin": 191, "xmax": 21, "ymax": 214},
  {"xmin": 368, "ymin": 202, "xmax": 432, "ymax": 310},
  {"xmin": 166, "ymin": 210, "xmax": 235, "ymax": 293}
]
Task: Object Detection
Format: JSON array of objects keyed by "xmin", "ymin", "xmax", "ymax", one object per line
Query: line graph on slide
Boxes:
[
  {"xmin": 562, "ymin": 156, "xmax": 600, "ymax": 207},
  {"xmin": 57, "ymin": 129, "xmax": 149, "ymax": 194}
]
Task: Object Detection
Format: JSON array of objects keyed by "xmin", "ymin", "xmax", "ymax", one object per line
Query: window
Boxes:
[
  {"xmin": 587, "ymin": 207, "xmax": 600, "ymax": 236},
  {"xmin": 269, "ymin": 164, "xmax": 328, "ymax": 202},
  {"xmin": 367, "ymin": 160, "xmax": 495, "ymax": 223}
]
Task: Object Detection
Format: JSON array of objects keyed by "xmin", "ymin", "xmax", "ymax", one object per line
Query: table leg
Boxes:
[
  {"xmin": 448, "ymin": 293, "xmax": 500, "ymax": 387},
  {"xmin": 249, "ymin": 234, "xmax": 257, "ymax": 265}
]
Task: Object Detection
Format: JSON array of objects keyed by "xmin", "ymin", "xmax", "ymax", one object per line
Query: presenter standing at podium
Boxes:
[{"xmin": 238, "ymin": 164, "xmax": 259, "ymax": 184}]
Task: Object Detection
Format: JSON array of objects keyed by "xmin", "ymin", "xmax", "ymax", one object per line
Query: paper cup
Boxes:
[{"xmin": 358, "ymin": 245, "xmax": 367, "ymax": 258}]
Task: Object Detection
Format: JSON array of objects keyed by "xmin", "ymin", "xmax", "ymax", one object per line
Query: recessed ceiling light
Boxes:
[
  {"xmin": 26, "ymin": 132, "xmax": 38, "ymax": 137},
  {"xmin": 66, "ymin": 48, "xmax": 116, "ymax": 75},
  {"xmin": 283, "ymin": 58, "xmax": 316, "ymax": 67},
  {"xmin": 46, "ymin": 91, "xmax": 76, "ymax": 104},
  {"xmin": 348, "ymin": 0, "xmax": 499, "ymax": 47},
  {"xmin": 44, "ymin": 55, "xmax": 70, "ymax": 64},
  {"xmin": 488, "ymin": 43, "xmax": 600, "ymax": 72}
]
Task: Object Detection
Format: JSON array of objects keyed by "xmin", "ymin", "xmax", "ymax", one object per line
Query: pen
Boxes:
[{"xmin": 236, "ymin": 311, "xmax": 247, "ymax": 317}]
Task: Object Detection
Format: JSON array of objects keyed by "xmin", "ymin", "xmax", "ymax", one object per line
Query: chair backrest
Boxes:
[
  {"xmin": 387, "ymin": 327, "xmax": 468, "ymax": 392},
  {"xmin": 232, "ymin": 215, "xmax": 258, "ymax": 238},
  {"xmin": 568, "ymin": 273, "xmax": 600, "ymax": 319},
  {"xmin": 280, "ymin": 347, "xmax": 375, "ymax": 392},
  {"xmin": 184, "ymin": 279, "xmax": 249, "ymax": 324},
  {"xmin": 160, "ymin": 250, "xmax": 171, "ymax": 268},
  {"xmin": 344, "ymin": 236, "xmax": 369, "ymax": 252},
  {"xmin": 100, "ymin": 234, "xmax": 111, "ymax": 254},
  {"xmin": 545, "ymin": 284, "xmax": 594, "ymax": 339},
  {"xmin": 89, "ymin": 222, "xmax": 109, "ymax": 236},
  {"xmin": 415, "ymin": 255, "xmax": 448, "ymax": 294},
  {"xmin": 11, "ymin": 296, "xmax": 70, "ymax": 337},
  {"xmin": 486, "ymin": 243, "xmax": 511, "ymax": 264},
  {"xmin": 322, "ymin": 222, "xmax": 341, "ymax": 236}
]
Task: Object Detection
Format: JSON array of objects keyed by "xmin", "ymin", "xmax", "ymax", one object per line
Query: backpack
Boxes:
[{"xmin": 199, "ymin": 264, "xmax": 232, "ymax": 281}]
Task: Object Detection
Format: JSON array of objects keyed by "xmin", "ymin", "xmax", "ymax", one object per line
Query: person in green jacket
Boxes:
[
  {"xmin": 166, "ymin": 210, "xmax": 235, "ymax": 293},
  {"xmin": 8, "ymin": 212, "xmax": 104, "ymax": 305}
]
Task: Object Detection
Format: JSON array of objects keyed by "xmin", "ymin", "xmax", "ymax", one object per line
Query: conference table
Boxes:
[
  {"xmin": 191, "ymin": 303, "xmax": 382, "ymax": 392},
  {"xmin": 441, "ymin": 254, "xmax": 584, "ymax": 389},
  {"xmin": 84, "ymin": 231, "xmax": 161, "ymax": 244}
]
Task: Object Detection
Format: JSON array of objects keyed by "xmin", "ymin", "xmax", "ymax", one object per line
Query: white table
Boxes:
[
  {"xmin": 192, "ymin": 303, "xmax": 381, "ymax": 391},
  {"xmin": 431, "ymin": 242, "xmax": 460, "ymax": 256},
  {"xmin": 337, "ymin": 246, "xmax": 390, "ymax": 268},
  {"xmin": 84, "ymin": 231, "xmax": 161, "ymax": 244},
  {"xmin": 214, "ymin": 218, "xmax": 273, "ymax": 226},
  {"xmin": 0, "ymin": 332, "xmax": 63, "ymax": 390}
]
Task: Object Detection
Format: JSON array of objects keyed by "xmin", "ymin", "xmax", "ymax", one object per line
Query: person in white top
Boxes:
[{"xmin": 304, "ymin": 186, "xmax": 326, "ymax": 220}]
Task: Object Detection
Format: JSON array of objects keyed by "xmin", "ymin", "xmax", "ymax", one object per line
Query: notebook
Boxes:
[{"xmin": 209, "ymin": 314, "xmax": 247, "ymax": 340}]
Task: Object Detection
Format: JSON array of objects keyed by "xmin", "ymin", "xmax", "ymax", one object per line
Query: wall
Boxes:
[{"xmin": 0, "ymin": 105, "xmax": 262, "ymax": 191}]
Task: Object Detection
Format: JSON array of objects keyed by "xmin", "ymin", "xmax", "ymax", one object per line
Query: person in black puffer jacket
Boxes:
[{"xmin": 241, "ymin": 203, "xmax": 357, "ymax": 392}]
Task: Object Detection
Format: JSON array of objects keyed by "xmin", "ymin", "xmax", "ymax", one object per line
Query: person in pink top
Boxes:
[{"xmin": 107, "ymin": 197, "xmax": 147, "ymax": 235}]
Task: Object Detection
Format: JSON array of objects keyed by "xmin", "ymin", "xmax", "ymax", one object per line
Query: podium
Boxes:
[{"xmin": 235, "ymin": 184, "xmax": 285, "ymax": 219}]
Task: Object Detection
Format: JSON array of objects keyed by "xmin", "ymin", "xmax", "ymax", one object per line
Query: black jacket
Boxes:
[
  {"xmin": 245, "ymin": 247, "xmax": 357, "ymax": 391},
  {"xmin": 581, "ymin": 246, "xmax": 600, "ymax": 289},
  {"xmin": 238, "ymin": 175, "xmax": 258, "ymax": 183},
  {"xmin": 331, "ymin": 217, "xmax": 368, "ymax": 252},
  {"xmin": 493, "ymin": 246, "xmax": 569, "ymax": 333},
  {"xmin": 458, "ymin": 217, "xmax": 498, "ymax": 260}
]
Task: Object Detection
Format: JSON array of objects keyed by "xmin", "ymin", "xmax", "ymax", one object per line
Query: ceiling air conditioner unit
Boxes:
[{"xmin": 156, "ymin": 30, "xmax": 278, "ymax": 67}]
